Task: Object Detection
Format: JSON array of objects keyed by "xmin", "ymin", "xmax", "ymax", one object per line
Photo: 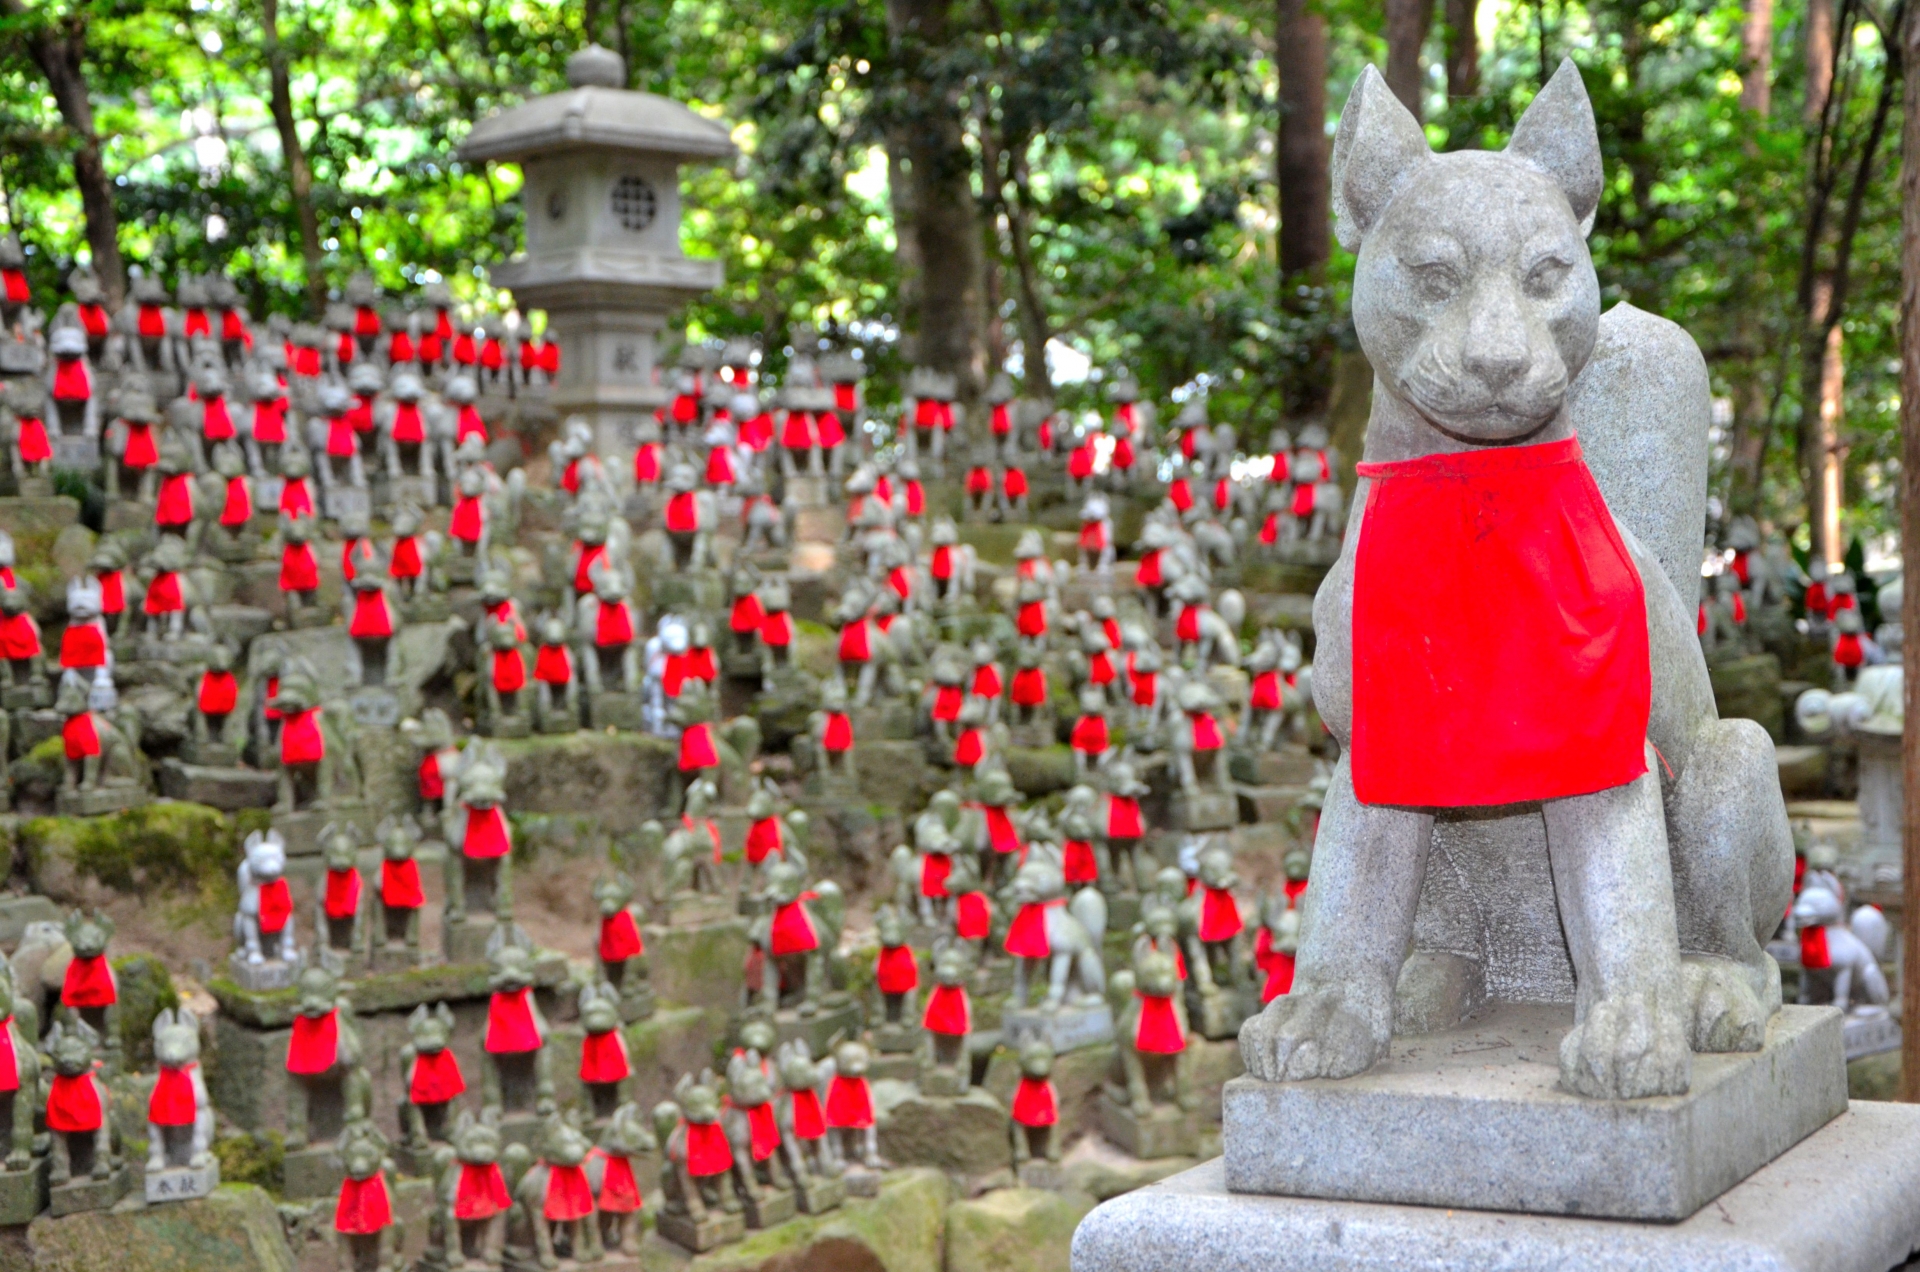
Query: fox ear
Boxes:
[
  {"xmin": 1331, "ymin": 65, "xmax": 1431, "ymax": 252},
  {"xmin": 1507, "ymin": 58, "xmax": 1603, "ymax": 236}
]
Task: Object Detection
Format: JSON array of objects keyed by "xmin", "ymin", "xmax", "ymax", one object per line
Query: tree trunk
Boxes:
[
  {"xmin": 0, "ymin": 2, "xmax": 125, "ymax": 306},
  {"xmin": 1444, "ymin": 0, "xmax": 1479, "ymax": 101},
  {"xmin": 996, "ymin": 139, "xmax": 1055, "ymax": 402},
  {"xmin": 1805, "ymin": 279, "xmax": 1846, "ymax": 566},
  {"xmin": 263, "ymin": 0, "xmax": 327, "ymax": 317},
  {"xmin": 885, "ymin": 136, "xmax": 922, "ymax": 352},
  {"xmin": 1806, "ymin": 0, "xmax": 1834, "ymax": 121},
  {"xmin": 1742, "ymin": 0, "xmax": 1774, "ymax": 114},
  {"xmin": 884, "ymin": 0, "xmax": 989, "ymax": 402},
  {"xmin": 1275, "ymin": 0, "xmax": 1330, "ymax": 280},
  {"xmin": 1897, "ymin": 0, "xmax": 1920, "ymax": 1107},
  {"xmin": 1384, "ymin": 0, "xmax": 1434, "ymax": 121}
]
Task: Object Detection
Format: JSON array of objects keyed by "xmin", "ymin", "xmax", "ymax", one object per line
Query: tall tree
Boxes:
[
  {"xmin": 1807, "ymin": 0, "xmax": 1835, "ymax": 120},
  {"xmin": 261, "ymin": 0, "xmax": 326, "ymax": 317},
  {"xmin": 1384, "ymin": 0, "xmax": 1433, "ymax": 120},
  {"xmin": 0, "ymin": 0, "xmax": 125, "ymax": 305},
  {"xmin": 1742, "ymin": 0, "xmax": 1774, "ymax": 113},
  {"xmin": 883, "ymin": 0, "xmax": 988, "ymax": 402},
  {"xmin": 1275, "ymin": 0, "xmax": 1329, "ymax": 280},
  {"xmin": 1444, "ymin": 0, "xmax": 1479, "ymax": 101},
  {"xmin": 1898, "ymin": 0, "xmax": 1920, "ymax": 1108}
]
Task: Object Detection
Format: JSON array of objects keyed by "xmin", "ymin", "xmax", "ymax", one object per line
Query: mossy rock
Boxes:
[
  {"xmin": 494, "ymin": 731, "xmax": 675, "ymax": 835},
  {"xmin": 22, "ymin": 1181, "xmax": 295, "ymax": 1272},
  {"xmin": 111, "ymin": 953, "xmax": 179, "ymax": 1070},
  {"xmin": 649, "ymin": 1165, "xmax": 949, "ymax": 1272},
  {"xmin": 1004, "ymin": 747, "xmax": 1076, "ymax": 798},
  {"xmin": 212, "ymin": 1131, "xmax": 286, "ymax": 1194},
  {"xmin": 22, "ymin": 802, "xmax": 244, "ymax": 899},
  {"xmin": 944, "ymin": 1187, "xmax": 1097, "ymax": 1272}
]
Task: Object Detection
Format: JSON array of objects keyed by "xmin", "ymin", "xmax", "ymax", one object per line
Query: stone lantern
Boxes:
[{"xmin": 459, "ymin": 44, "xmax": 736, "ymax": 457}]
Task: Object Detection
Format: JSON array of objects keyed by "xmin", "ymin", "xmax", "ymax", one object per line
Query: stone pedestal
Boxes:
[
  {"xmin": 273, "ymin": 803, "xmax": 370, "ymax": 857},
  {"xmin": 1222, "ymin": 1003, "xmax": 1847, "ymax": 1221},
  {"xmin": 586, "ymin": 690, "xmax": 645, "ymax": 731},
  {"xmin": 790, "ymin": 1168, "xmax": 844, "ymax": 1215},
  {"xmin": 442, "ymin": 912, "xmax": 502, "ymax": 964},
  {"xmin": 1185, "ymin": 988, "xmax": 1247, "ymax": 1042},
  {"xmin": 872, "ymin": 1020, "xmax": 920, "ymax": 1055},
  {"xmin": 225, "ymin": 952, "xmax": 301, "ymax": 992},
  {"xmin": 0, "ymin": 1158, "xmax": 47, "ymax": 1226},
  {"xmin": 1072, "ymin": 1105, "xmax": 1920, "ymax": 1272},
  {"xmin": 875, "ymin": 1081, "xmax": 1007, "ymax": 1178},
  {"xmin": 54, "ymin": 784, "xmax": 148, "ymax": 817},
  {"xmin": 919, "ymin": 1064, "xmax": 969, "ymax": 1098},
  {"xmin": 158, "ymin": 759, "xmax": 277, "ymax": 811},
  {"xmin": 145, "ymin": 1158, "xmax": 219, "ymax": 1204},
  {"xmin": 481, "ymin": 710, "xmax": 533, "ymax": 739},
  {"xmin": 1168, "ymin": 790, "xmax": 1236, "ymax": 832},
  {"xmin": 1004, "ymin": 1002, "xmax": 1115, "ymax": 1053},
  {"xmin": 654, "ymin": 1206, "xmax": 745, "ymax": 1254},
  {"xmin": 1844, "ymin": 1010, "xmax": 1901, "ymax": 1060},
  {"xmin": 1100, "ymin": 1095, "xmax": 1201, "ymax": 1160},
  {"xmin": 47, "ymin": 1163, "xmax": 129, "ymax": 1217},
  {"xmin": 764, "ymin": 1000, "xmax": 863, "ymax": 1059},
  {"xmin": 739, "ymin": 1183, "xmax": 796, "ymax": 1229},
  {"xmin": 659, "ymin": 892, "xmax": 735, "ymax": 928},
  {"xmin": 1018, "ymin": 1159, "xmax": 1067, "ymax": 1191},
  {"xmin": 282, "ymin": 1144, "xmax": 344, "ymax": 1200}
]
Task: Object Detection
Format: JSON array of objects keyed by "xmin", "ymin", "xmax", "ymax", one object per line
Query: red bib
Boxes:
[
  {"xmin": 453, "ymin": 1161, "xmax": 510, "ymax": 1219},
  {"xmin": 595, "ymin": 600, "xmax": 633, "ymax": 647},
  {"xmin": 418, "ymin": 753, "xmax": 443, "ymax": 801},
  {"xmin": 62, "ymin": 711, "xmax": 100, "ymax": 761},
  {"xmin": 931, "ymin": 545, "xmax": 954, "ymax": 580},
  {"xmin": 876, "ymin": 944, "xmax": 919, "ymax": 995},
  {"xmin": 199, "ymin": 669, "xmax": 239, "ymax": 715},
  {"xmin": 450, "ymin": 495, "xmax": 484, "ymax": 544},
  {"xmin": 1135, "ymin": 993, "xmax": 1185, "ymax": 1054},
  {"xmin": 391, "ymin": 402, "xmax": 424, "ymax": 444},
  {"xmin": 381, "ymin": 858, "xmax": 424, "ymax": 909},
  {"xmin": 98, "ymin": 570, "xmax": 124, "ymax": 614},
  {"xmin": 1136, "ymin": 550, "xmax": 1163, "ymax": 588},
  {"xmin": 287, "ymin": 1010, "xmax": 340, "ymax": 1074},
  {"xmin": 922, "ymin": 983, "xmax": 971, "ymax": 1036},
  {"xmin": 61, "ymin": 953, "xmax": 115, "ymax": 1008},
  {"xmin": 1063, "ymin": 839, "xmax": 1098, "ymax": 884},
  {"xmin": 666, "ymin": 491, "xmax": 698, "ymax": 533},
  {"xmin": 838, "ymin": 618, "xmax": 870, "ymax": 663},
  {"xmin": 920, "ymin": 851, "xmax": 952, "ymax": 898},
  {"xmin": 1017, "ymin": 601, "xmax": 1048, "ymax": 638},
  {"xmin": 1012, "ymin": 1075, "xmax": 1058, "ymax": 1127},
  {"xmin": 149, "ymin": 1063, "xmax": 197, "ymax": 1126},
  {"xmin": 52, "ymin": 357, "xmax": 91, "ymax": 402},
  {"xmin": 1071, "ymin": 714, "xmax": 1109, "ymax": 754},
  {"xmin": 410, "ymin": 1048, "xmax": 466, "ymax": 1105},
  {"xmin": 219, "ymin": 476, "xmax": 252, "ymax": 526},
  {"xmin": 1011, "ymin": 666, "xmax": 1048, "ymax": 706},
  {"xmin": 335, "ymin": 1173, "xmax": 393, "ymax": 1235},
  {"xmin": 955, "ymin": 891, "xmax": 992, "ymax": 940},
  {"xmin": 1250, "ymin": 670, "xmax": 1284, "ymax": 710},
  {"xmin": 594, "ymin": 1150, "xmax": 642, "ymax": 1213},
  {"xmin": 390, "ymin": 536, "xmax": 422, "ymax": 579},
  {"xmin": 534, "ymin": 644, "xmax": 572, "ymax": 685},
  {"xmin": 1352, "ymin": 437, "xmax": 1650, "ymax": 807},
  {"xmin": 933, "ymin": 684, "xmax": 964, "ymax": 722},
  {"xmin": 825, "ymin": 1075, "xmax": 873, "ymax": 1129},
  {"xmin": 770, "ymin": 896, "xmax": 820, "ymax": 956},
  {"xmin": 762, "ymin": 610, "xmax": 795, "ymax": 648},
  {"xmin": 1189, "ymin": 713, "xmax": 1224, "ymax": 752},
  {"xmin": 257, "ymin": 878, "xmax": 293, "ymax": 934},
  {"xmin": 463, "ymin": 805, "xmax": 511, "ymax": 859},
  {"xmin": 823, "ymin": 712, "xmax": 853, "ymax": 753},
  {"xmin": 1005, "ymin": 901, "xmax": 1059, "ymax": 958},
  {"xmin": 492, "ymin": 648, "xmax": 526, "ymax": 693},
  {"xmin": 144, "ymin": 570, "xmax": 183, "ymax": 615},
  {"xmin": 282, "ymin": 707, "xmax": 325, "ymax": 764},
  {"xmin": 599, "ymin": 909, "xmax": 644, "ymax": 962},
  {"xmin": 16, "ymin": 416, "xmax": 49, "ymax": 463},
  {"xmin": 1800, "ymin": 924, "xmax": 1832, "ymax": 971},
  {"xmin": 985, "ymin": 805, "xmax": 1021, "ymax": 855},
  {"xmin": 954, "ymin": 729, "xmax": 984, "ymax": 767},
  {"xmin": 350, "ymin": 589, "xmax": 393, "ymax": 639},
  {"xmin": 1198, "ymin": 886, "xmax": 1242, "ymax": 942},
  {"xmin": 731, "ymin": 592, "xmax": 765, "ymax": 633},
  {"xmin": 746, "ymin": 1100, "xmax": 781, "ymax": 1161},
  {"xmin": 0, "ymin": 1022, "xmax": 17, "ymax": 1092},
  {"xmin": 745, "ymin": 817, "xmax": 784, "ymax": 865},
  {"xmin": 789, "ymin": 1088, "xmax": 826, "ymax": 1139},
  {"xmin": 686, "ymin": 1120, "xmax": 734, "ymax": 1176},
  {"xmin": 485, "ymin": 987, "xmax": 541, "ymax": 1054},
  {"xmin": 580, "ymin": 1029, "xmax": 631, "ymax": 1084},
  {"xmin": 679, "ymin": 721, "xmax": 718, "ymax": 772},
  {"xmin": 46, "ymin": 1071, "xmax": 102, "ymax": 1133},
  {"xmin": 156, "ymin": 473, "xmax": 194, "ymax": 526}
]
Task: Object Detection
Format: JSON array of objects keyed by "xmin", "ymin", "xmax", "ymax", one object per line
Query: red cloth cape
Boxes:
[
  {"xmin": 825, "ymin": 1075, "xmax": 873, "ymax": 1128},
  {"xmin": 1012, "ymin": 1075, "xmax": 1058, "ymax": 1127},
  {"xmin": 149, "ymin": 1063, "xmax": 197, "ymax": 1126},
  {"xmin": 1351, "ymin": 437, "xmax": 1651, "ymax": 807},
  {"xmin": 410, "ymin": 1048, "xmax": 465, "ymax": 1104},
  {"xmin": 381, "ymin": 858, "xmax": 424, "ymax": 909},
  {"xmin": 485, "ymin": 987, "xmax": 540, "ymax": 1054},
  {"xmin": 877, "ymin": 944, "xmax": 919, "ymax": 995},
  {"xmin": 789, "ymin": 1088, "xmax": 827, "ymax": 1139},
  {"xmin": 47, "ymin": 1072, "xmax": 102, "ymax": 1132},
  {"xmin": 287, "ymin": 1010, "xmax": 339, "ymax": 1074},
  {"xmin": 579, "ymin": 1029, "xmax": 631, "ymax": 1083},
  {"xmin": 453, "ymin": 1161, "xmax": 509, "ymax": 1219},
  {"xmin": 923, "ymin": 983, "xmax": 970, "ymax": 1036},
  {"xmin": 542, "ymin": 1163, "xmax": 594, "ymax": 1221},
  {"xmin": 62, "ymin": 953, "xmax": 115, "ymax": 1008},
  {"xmin": 463, "ymin": 805, "xmax": 511, "ymax": 859},
  {"xmin": 686, "ymin": 1120, "xmax": 733, "ymax": 1176},
  {"xmin": 1135, "ymin": 993, "xmax": 1185, "ymax": 1054},
  {"xmin": 599, "ymin": 909, "xmax": 644, "ymax": 961},
  {"xmin": 257, "ymin": 878, "xmax": 292, "ymax": 934},
  {"xmin": 1198, "ymin": 886, "xmax": 1242, "ymax": 942},
  {"xmin": 335, "ymin": 1173, "xmax": 393, "ymax": 1234}
]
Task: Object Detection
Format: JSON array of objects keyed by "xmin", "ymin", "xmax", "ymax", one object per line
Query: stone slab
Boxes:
[
  {"xmin": 1072, "ymin": 1103, "xmax": 1920, "ymax": 1272},
  {"xmin": 1222, "ymin": 1002, "xmax": 1848, "ymax": 1221},
  {"xmin": 144, "ymin": 1158, "xmax": 219, "ymax": 1204},
  {"xmin": 1005, "ymin": 1002, "xmax": 1115, "ymax": 1053},
  {"xmin": 0, "ymin": 1157, "xmax": 48, "ymax": 1226},
  {"xmin": 158, "ymin": 758, "xmax": 279, "ymax": 810},
  {"xmin": 48, "ymin": 1164, "xmax": 128, "ymax": 1217}
]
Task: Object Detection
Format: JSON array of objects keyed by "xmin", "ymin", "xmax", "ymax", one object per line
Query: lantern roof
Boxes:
[{"xmin": 459, "ymin": 45, "xmax": 735, "ymax": 166}]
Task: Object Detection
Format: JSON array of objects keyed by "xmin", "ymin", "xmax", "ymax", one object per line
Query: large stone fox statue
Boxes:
[{"xmin": 1240, "ymin": 60, "xmax": 1793, "ymax": 1101}]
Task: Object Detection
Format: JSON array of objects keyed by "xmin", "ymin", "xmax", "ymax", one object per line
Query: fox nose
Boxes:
[
  {"xmin": 1463, "ymin": 284, "xmax": 1533, "ymax": 389},
  {"xmin": 1465, "ymin": 336, "xmax": 1531, "ymax": 390}
]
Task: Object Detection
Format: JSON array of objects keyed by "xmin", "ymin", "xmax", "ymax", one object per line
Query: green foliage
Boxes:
[
  {"xmin": 22, "ymin": 803, "xmax": 245, "ymax": 909},
  {"xmin": 110, "ymin": 952, "xmax": 179, "ymax": 1068},
  {"xmin": 211, "ymin": 1131, "xmax": 285, "ymax": 1195}
]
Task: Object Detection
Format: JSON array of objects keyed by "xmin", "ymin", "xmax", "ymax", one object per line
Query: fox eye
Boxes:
[
  {"xmin": 1525, "ymin": 256, "xmax": 1571, "ymax": 297},
  {"xmin": 1409, "ymin": 261, "xmax": 1459, "ymax": 303}
]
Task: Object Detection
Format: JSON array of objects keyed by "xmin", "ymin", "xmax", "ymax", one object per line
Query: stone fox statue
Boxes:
[{"xmin": 1240, "ymin": 61, "xmax": 1793, "ymax": 1102}]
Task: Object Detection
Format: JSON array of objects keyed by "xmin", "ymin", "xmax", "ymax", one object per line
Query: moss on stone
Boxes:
[
  {"xmin": 675, "ymin": 1166, "xmax": 949, "ymax": 1272},
  {"xmin": 945, "ymin": 1186, "xmax": 1097, "ymax": 1272},
  {"xmin": 111, "ymin": 953, "xmax": 179, "ymax": 1069},
  {"xmin": 212, "ymin": 1132, "xmax": 286, "ymax": 1195},
  {"xmin": 23, "ymin": 803, "xmax": 243, "ymax": 906},
  {"xmin": 25, "ymin": 1181, "xmax": 295, "ymax": 1272}
]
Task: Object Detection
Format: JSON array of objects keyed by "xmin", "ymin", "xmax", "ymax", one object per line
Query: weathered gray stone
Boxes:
[
  {"xmin": 1224, "ymin": 1003, "xmax": 1846, "ymax": 1221},
  {"xmin": 23, "ymin": 1182, "xmax": 295, "ymax": 1272},
  {"xmin": 946, "ymin": 1187, "xmax": 1096, "ymax": 1272},
  {"xmin": 156, "ymin": 760, "xmax": 278, "ymax": 810},
  {"xmin": 1073, "ymin": 1103, "xmax": 1920, "ymax": 1272},
  {"xmin": 875, "ymin": 1081, "xmax": 1008, "ymax": 1179}
]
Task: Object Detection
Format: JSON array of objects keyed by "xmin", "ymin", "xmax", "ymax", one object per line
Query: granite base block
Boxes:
[
  {"xmin": 47, "ymin": 1164, "xmax": 127, "ymax": 1217},
  {"xmin": 144, "ymin": 1158, "xmax": 218, "ymax": 1204},
  {"xmin": 1073, "ymin": 1104, "xmax": 1920, "ymax": 1272},
  {"xmin": 1222, "ymin": 1002, "xmax": 1848, "ymax": 1221},
  {"xmin": 654, "ymin": 1206, "xmax": 744, "ymax": 1253},
  {"xmin": 0, "ymin": 1158, "xmax": 47, "ymax": 1225}
]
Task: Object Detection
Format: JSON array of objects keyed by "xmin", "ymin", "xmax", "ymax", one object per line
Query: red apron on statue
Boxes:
[{"xmin": 1350, "ymin": 437, "xmax": 1650, "ymax": 808}]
